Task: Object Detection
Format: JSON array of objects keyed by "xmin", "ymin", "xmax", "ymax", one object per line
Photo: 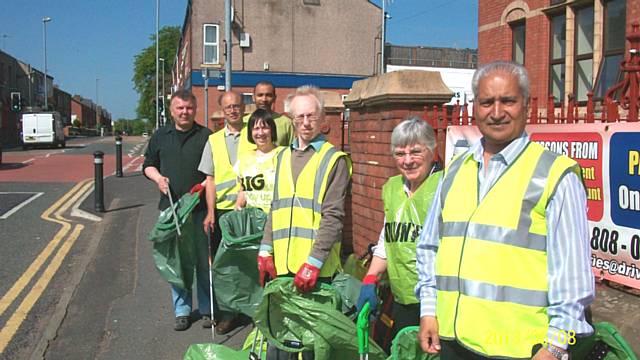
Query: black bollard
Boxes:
[
  {"xmin": 115, "ymin": 135, "xmax": 123, "ymax": 177},
  {"xmin": 94, "ymin": 151, "xmax": 105, "ymax": 212}
]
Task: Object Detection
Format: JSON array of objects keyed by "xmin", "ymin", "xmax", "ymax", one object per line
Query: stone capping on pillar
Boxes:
[
  {"xmin": 343, "ymin": 70, "xmax": 454, "ymax": 108},
  {"xmin": 320, "ymin": 90, "xmax": 345, "ymax": 113}
]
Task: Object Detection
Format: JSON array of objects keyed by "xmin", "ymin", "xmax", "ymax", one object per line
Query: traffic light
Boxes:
[{"xmin": 11, "ymin": 92, "xmax": 21, "ymax": 112}]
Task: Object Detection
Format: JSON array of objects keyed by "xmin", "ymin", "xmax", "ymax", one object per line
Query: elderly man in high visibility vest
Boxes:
[
  {"xmin": 416, "ymin": 61, "xmax": 595, "ymax": 360},
  {"xmin": 258, "ymin": 85, "xmax": 351, "ymax": 360}
]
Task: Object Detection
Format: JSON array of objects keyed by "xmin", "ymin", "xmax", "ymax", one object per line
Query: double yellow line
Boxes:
[{"xmin": 0, "ymin": 179, "xmax": 94, "ymax": 353}]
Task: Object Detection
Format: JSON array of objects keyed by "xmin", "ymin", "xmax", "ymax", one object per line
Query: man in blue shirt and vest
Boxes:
[{"xmin": 416, "ymin": 61, "xmax": 595, "ymax": 360}]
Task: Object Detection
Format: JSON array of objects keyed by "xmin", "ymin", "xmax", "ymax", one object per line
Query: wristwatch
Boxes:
[{"xmin": 545, "ymin": 343, "xmax": 569, "ymax": 360}]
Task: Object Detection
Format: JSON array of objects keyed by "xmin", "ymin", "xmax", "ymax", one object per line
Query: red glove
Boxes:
[
  {"xmin": 293, "ymin": 263, "xmax": 320, "ymax": 293},
  {"xmin": 257, "ymin": 255, "xmax": 276, "ymax": 287},
  {"xmin": 189, "ymin": 183, "xmax": 204, "ymax": 194}
]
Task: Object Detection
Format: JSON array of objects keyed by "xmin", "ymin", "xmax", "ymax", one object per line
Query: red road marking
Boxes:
[{"xmin": 0, "ymin": 153, "xmax": 139, "ymax": 183}]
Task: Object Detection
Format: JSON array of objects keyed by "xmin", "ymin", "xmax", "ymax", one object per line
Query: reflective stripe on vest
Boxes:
[
  {"xmin": 382, "ymin": 171, "xmax": 441, "ymax": 304},
  {"xmin": 271, "ymin": 142, "xmax": 351, "ymax": 277},
  {"xmin": 435, "ymin": 141, "xmax": 581, "ymax": 358},
  {"xmin": 209, "ymin": 129, "xmax": 248, "ymax": 210}
]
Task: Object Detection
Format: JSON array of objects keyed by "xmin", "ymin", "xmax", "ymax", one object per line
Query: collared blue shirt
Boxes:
[
  {"xmin": 415, "ymin": 132, "xmax": 595, "ymax": 348},
  {"xmin": 291, "ymin": 134, "xmax": 326, "ymax": 152}
]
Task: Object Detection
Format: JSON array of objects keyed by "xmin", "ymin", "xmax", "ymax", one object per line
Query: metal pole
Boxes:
[
  {"xmin": 96, "ymin": 77, "xmax": 99, "ymax": 105},
  {"xmin": 225, "ymin": 0, "xmax": 232, "ymax": 90},
  {"xmin": 42, "ymin": 16, "xmax": 51, "ymax": 110},
  {"xmin": 161, "ymin": 58, "xmax": 165, "ymax": 124},
  {"xmin": 28, "ymin": 64, "xmax": 33, "ymax": 106},
  {"xmin": 380, "ymin": 2, "xmax": 386, "ymax": 75},
  {"xmin": 203, "ymin": 70, "xmax": 209, "ymax": 129},
  {"xmin": 155, "ymin": 0, "xmax": 160, "ymax": 130},
  {"xmin": 93, "ymin": 151, "xmax": 105, "ymax": 212},
  {"xmin": 115, "ymin": 135, "xmax": 123, "ymax": 177}
]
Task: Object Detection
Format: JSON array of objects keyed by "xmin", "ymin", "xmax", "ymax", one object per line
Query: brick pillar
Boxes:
[
  {"xmin": 320, "ymin": 90, "xmax": 347, "ymax": 151},
  {"xmin": 343, "ymin": 70, "xmax": 453, "ymax": 256}
]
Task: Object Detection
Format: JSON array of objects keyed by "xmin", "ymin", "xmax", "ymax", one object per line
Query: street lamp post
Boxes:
[
  {"xmin": 155, "ymin": 0, "xmax": 160, "ymax": 130},
  {"xmin": 42, "ymin": 16, "xmax": 52, "ymax": 110},
  {"xmin": 96, "ymin": 77, "xmax": 100, "ymax": 105},
  {"xmin": 159, "ymin": 57, "xmax": 165, "ymax": 126}
]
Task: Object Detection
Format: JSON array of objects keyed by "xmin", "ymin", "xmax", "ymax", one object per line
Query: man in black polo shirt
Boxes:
[{"xmin": 143, "ymin": 89, "xmax": 212, "ymax": 331}]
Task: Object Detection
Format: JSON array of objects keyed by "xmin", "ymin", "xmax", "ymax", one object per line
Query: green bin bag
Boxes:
[
  {"xmin": 212, "ymin": 207, "xmax": 267, "ymax": 317},
  {"xmin": 183, "ymin": 343, "xmax": 250, "ymax": 360},
  {"xmin": 253, "ymin": 277, "xmax": 387, "ymax": 360},
  {"xmin": 569, "ymin": 322, "xmax": 638, "ymax": 360},
  {"xmin": 148, "ymin": 191, "xmax": 201, "ymax": 290},
  {"xmin": 386, "ymin": 322, "xmax": 637, "ymax": 360},
  {"xmin": 331, "ymin": 272, "xmax": 362, "ymax": 317},
  {"xmin": 387, "ymin": 326, "xmax": 439, "ymax": 360}
]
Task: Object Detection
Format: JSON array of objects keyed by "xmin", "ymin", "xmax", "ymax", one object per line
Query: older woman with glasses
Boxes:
[
  {"xmin": 356, "ymin": 117, "xmax": 441, "ymax": 351},
  {"xmin": 234, "ymin": 108, "xmax": 284, "ymax": 213}
]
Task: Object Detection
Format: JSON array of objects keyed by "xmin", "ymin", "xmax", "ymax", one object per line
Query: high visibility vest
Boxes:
[
  {"xmin": 382, "ymin": 171, "xmax": 441, "ymax": 304},
  {"xmin": 435, "ymin": 141, "xmax": 581, "ymax": 358},
  {"xmin": 270, "ymin": 142, "xmax": 351, "ymax": 277},
  {"xmin": 236, "ymin": 146, "xmax": 284, "ymax": 213},
  {"xmin": 208, "ymin": 128, "xmax": 252, "ymax": 210}
]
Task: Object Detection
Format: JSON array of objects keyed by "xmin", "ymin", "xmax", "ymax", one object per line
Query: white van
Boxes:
[{"xmin": 21, "ymin": 112, "xmax": 66, "ymax": 149}]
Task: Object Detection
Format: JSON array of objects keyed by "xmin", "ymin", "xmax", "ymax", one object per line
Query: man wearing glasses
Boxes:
[
  {"xmin": 257, "ymin": 85, "xmax": 351, "ymax": 359},
  {"xmin": 243, "ymin": 80, "xmax": 294, "ymax": 146},
  {"xmin": 198, "ymin": 90, "xmax": 252, "ymax": 334}
]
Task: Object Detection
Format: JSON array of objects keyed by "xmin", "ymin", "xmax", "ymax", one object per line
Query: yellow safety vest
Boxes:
[
  {"xmin": 435, "ymin": 141, "xmax": 581, "ymax": 358},
  {"xmin": 270, "ymin": 142, "xmax": 351, "ymax": 277},
  {"xmin": 208, "ymin": 128, "xmax": 252, "ymax": 210},
  {"xmin": 236, "ymin": 146, "xmax": 284, "ymax": 213}
]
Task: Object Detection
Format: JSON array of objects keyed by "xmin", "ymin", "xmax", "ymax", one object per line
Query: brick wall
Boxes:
[
  {"xmin": 344, "ymin": 70, "xmax": 453, "ymax": 256},
  {"xmin": 479, "ymin": 1, "xmax": 638, "ymax": 110}
]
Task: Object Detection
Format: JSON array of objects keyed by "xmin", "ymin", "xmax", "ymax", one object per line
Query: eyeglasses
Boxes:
[
  {"xmin": 223, "ymin": 104, "xmax": 242, "ymax": 111},
  {"xmin": 393, "ymin": 147, "xmax": 428, "ymax": 160},
  {"xmin": 293, "ymin": 113, "xmax": 320, "ymax": 123}
]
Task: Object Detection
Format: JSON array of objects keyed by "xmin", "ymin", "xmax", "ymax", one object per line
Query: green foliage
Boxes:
[
  {"xmin": 113, "ymin": 118, "xmax": 154, "ymax": 136},
  {"xmin": 72, "ymin": 119, "xmax": 82, "ymax": 128},
  {"xmin": 132, "ymin": 26, "xmax": 181, "ymax": 123}
]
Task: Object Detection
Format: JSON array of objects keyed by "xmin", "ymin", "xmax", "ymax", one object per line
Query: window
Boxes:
[
  {"xmin": 594, "ymin": 0, "xmax": 626, "ymax": 98},
  {"xmin": 511, "ymin": 21, "xmax": 526, "ymax": 65},
  {"xmin": 242, "ymin": 93, "xmax": 254, "ymax": 105},
  {"xmin": 574, "ymin": 6, "xmax": 594, "ymax": 102},
  {"xmin": 203, "ymin": 24, "xmax": 219, "ymax": 64},
  {"xmin": 549, "ymin": 14, "xmax": 566, "ymax": 103},
  {"xmin": 303, "ymin": 0, "xmax": 320, "ymax": 5}
]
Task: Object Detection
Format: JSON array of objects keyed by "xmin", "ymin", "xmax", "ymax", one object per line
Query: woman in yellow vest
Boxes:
[
  {"xmin": 234, "ymin": 109, "xmax": 284, "ymax": 213},
  {"xmin": 356, "ymin": 117, "xmax": 442, "ymax": 351}
]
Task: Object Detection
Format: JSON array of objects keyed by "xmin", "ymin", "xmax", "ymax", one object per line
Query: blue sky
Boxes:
[{"xmin": 1, "ymin": 0, "xmax": 477, "ymax": 120}]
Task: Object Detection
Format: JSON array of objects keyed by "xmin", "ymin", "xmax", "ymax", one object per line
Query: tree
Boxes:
[{"xmin": 132, "ymin": 26, "xmax": 181, "ymax": 125}]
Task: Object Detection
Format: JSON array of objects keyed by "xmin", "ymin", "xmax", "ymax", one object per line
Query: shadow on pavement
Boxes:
[
  {"xmin": 0, "ymin": 162, "xmax": 29, "ymax": 170},
  {"xmin": 106, "ymin": 204, "xmax": 145, "ymax": 213}
]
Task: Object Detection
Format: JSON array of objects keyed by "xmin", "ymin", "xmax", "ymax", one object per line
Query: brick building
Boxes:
[
  {"xmin": 478, "ymin": 0, "xmax": 638, "ymax": 110},
  {"xmin": 0, "ymin": 50, "xmax": 53, "ymax": 146},
  {"xmin": 52, "ymin": 86, "xmax": 72, "ymax": 126},
  {"xmin": 71, "ymin": 96, "xmax": 97, "ymax": 129},
  {"xmin": 173, "ymin": 0, "xmax": 381, "ymax": 127}
]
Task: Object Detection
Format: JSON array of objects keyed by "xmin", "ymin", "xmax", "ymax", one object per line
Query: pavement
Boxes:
[
  {"xmin": 33, "ymin": 166, "xmax": 640, "ymax": 358},
  {"xmin": 41, "ymin": 171, "xmax": 252, "ymax": 360}
]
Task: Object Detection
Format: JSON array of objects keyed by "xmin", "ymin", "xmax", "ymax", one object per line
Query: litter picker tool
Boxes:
[
  {"xmin": 165, "ymin": 184, "xmax": 182, "ymax": 236},
  {"xmin": 207, "ymin": 226, "xmax": 215, "ymax": 341},
  {"xmin": 357, "ymin": 301, "xmax": 371, "ymax": 360}
]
